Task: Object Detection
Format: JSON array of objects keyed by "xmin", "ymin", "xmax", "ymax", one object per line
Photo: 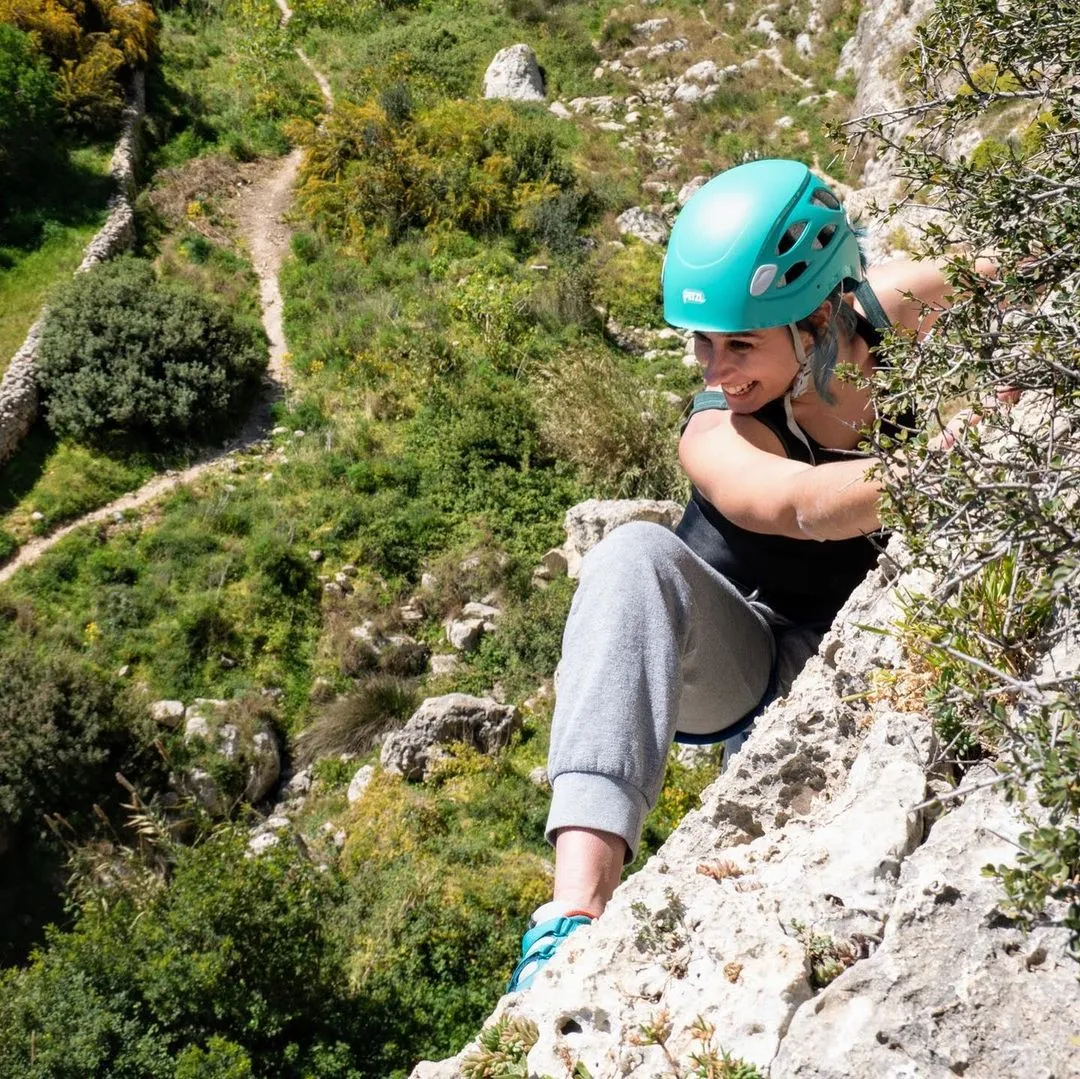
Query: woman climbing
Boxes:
[{"xmin": 509, "ymin": 158, "xmax": 969, "ymax": 992}]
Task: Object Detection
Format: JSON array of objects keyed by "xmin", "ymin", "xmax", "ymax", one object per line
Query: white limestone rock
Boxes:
[
  {"xmin": 380, "ymin": 694, "xmax": 521, "ymax": 780},
  {"xmin": 562, "ymin": 498, "xmax": 684, "ymax": 578},
  {"xmin": 483, "ymin": 44, "xmax": 545, "ymax": 102},
  {"xmin": 568, "ymin": 95, "xmax": 617, "ymax": 115},
  {"xmin": 150, "ymin": 699, "xmax": 186, "ymax": 727},
  {"xmin": 429, "ymin": 653, "xmax": 461, "ymax": 677},
  {"xmin": 179, "ymin": 699, "xmax": 281, "ymax": 814},
  {"xmin": 682, "ymin": 59, "xmax": 719, "ymax": 84},
  {"xmin": 677, "ymin": 175, "xmax": 709, "ymax": 207},
  {"xmin": 837, "ymin": 0, "xmax": 936, "ymax": 187},
  {"xmin": 633, "ymin": 17, "xmax": 669, "ymax": 36},
  {"xmin": 445, "ymin": 615, "xmax": 487, "ymax": 652},
  {"xmin": 773, "ymin": 775, "xmax": 1080, "ymax": 1077},
  {"xmin": 615, "ymin": 207, "xmax": 669, "ymax": 245},
  {"xmin": 346, "ymin": 764, "xmax": 375, "ymax": 804},
  {"xmin": 247, "ymin": 831, "xmax": 280, "ymax": 856}
]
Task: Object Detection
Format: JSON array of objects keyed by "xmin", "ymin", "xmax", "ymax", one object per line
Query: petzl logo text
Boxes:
[{"xmin": 682, "ymin": 289, "xmax": 706, "ymax": 304}]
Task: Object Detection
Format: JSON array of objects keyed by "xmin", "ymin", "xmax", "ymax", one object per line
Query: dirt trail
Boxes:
[{"xmin": 0, "ymin": 16, "xmax": 333, "ymax": 587}]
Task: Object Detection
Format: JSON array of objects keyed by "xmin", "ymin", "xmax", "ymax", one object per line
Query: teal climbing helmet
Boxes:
[{"xmin": 662, "ymin": 159, "xmax": 863, "ymax": 333}]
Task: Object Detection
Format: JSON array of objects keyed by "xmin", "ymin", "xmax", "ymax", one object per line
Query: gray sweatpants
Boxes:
[{"xmin": 546, "ymin": 522, "xmax": 822, "ymax": 862}]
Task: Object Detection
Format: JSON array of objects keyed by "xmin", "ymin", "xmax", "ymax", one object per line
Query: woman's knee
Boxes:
[{"xmin": 578, "ymin": 521, "xmax": 688, "ymax": 584}]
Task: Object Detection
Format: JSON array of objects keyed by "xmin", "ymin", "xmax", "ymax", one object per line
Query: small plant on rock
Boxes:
[
  {"xmin": 461, "ymin": 1015, "xmax": 539, "ymax": 1079},
  {"xmin": 631, "ymin": 887, "xmax": 688, "ymax": 959},
  {"xmin": 789, "ymin": 919, "xmax": 857, "ymax": 989},
  {"xmin": 631, "ymin": 1012, "xmax": 766, "ymax": 1079}
]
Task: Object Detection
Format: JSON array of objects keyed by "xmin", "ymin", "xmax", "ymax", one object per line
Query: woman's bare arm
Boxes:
[{"xmin": 679, "ymin": 411, "xmax": 886, "ymax": 542}]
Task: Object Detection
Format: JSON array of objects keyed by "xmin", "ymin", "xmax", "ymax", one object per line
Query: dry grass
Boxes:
[
  {"xmin": 537, "ymin": 347, "xmax": 686, "ymax": 501},
  {"xmin": 294, "ymin": 675, "xmax": 417, "ymax": 765}
]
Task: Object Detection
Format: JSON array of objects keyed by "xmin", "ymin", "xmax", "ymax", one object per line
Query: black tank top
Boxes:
[{"xmin": 675, "ymin": 310, "xmax": 909, "ymax": 628}]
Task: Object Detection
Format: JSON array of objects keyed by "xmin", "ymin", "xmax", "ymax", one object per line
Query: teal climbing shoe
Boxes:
[{"xmin": 507, "ymin": 914, "xmax": 592, "ymax": 993}]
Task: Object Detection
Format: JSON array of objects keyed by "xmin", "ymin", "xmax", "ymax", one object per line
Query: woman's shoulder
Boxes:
[{"xmin": 862, "ymin": 259, "xmax": 952, "ymax": 337}]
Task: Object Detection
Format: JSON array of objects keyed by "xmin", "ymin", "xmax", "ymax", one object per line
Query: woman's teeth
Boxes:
[{"xmin": 724, "ymin": 381, "xmax": 755, "ymax": 397}]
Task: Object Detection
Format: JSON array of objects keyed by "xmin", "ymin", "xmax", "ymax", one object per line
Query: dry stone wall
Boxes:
[{"xmin": 0, "ymin": 71, "xmax": 145, "ymax": 467}]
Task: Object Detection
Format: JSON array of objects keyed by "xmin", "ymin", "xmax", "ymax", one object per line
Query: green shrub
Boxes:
[
  {"xmin": 537, "ymin": 348, "xmax": 686, "ymax": 501},
  {"xmin": 0, "ymin": 530, "xmax": 17, "ymax": 564},
  {"xmin": 591, "ymin": 241, "xmax": 665, "ymax": 329},
  {"xmin": 472, "ymin": 576, "xmax": 576, "ymax": 700},
  {"xmin": 0, "ymin": 25, "xmax": 58, "ymax": 204},
  {"xmin": 339, "ymin": 763, "xmax": 551, "ymax": 1070},
  {"xmin": 406, "ymin": 371, "xmax": 580, "ymax": 561},
  {"xmin": 0, "ymin": 639, "xmax": 156, "ymax": 837},
  {"xmin": 0, "ymin": 830, "xmax": 365, "ymax": 1078},
  {"xmin": 36, "ymin": 256, "xmax": 266, "ymax": 446},
  {"xmin": 297, "ymin": 97, "xmax": 586, "ymax": 247}
]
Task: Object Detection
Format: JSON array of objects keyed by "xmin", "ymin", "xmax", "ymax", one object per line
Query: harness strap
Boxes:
[{"xmin": 854, "ymin": 278, "xmax": 890, "ymax": 330}]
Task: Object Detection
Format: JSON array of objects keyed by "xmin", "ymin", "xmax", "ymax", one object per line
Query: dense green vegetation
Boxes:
[
  {"xmin": 0, "ymin": 0, "xmax": 872, "ymax": 1074},
  {"xmin": 0, "ymin": 0, "xmax": 157, "ymax": 366}
]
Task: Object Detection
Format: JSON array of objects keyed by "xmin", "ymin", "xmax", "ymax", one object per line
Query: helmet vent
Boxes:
[
  {"xmin": 777, "ymin": 221, "xmax": 807, "ymax": 255},
  {"xmin": 813, "ymin": 224, "xmax": 837, "ymax": 250},
  {"xmin": 777, "ymin": 261, "xmax": 809, "ymax": 288},
  {"xmin": 810, "ymin": 188, "xmax": 840, "ymax": 210}
]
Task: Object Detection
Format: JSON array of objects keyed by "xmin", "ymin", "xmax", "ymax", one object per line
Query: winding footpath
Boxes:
[{"xmin": 0, "ymin": 10, "xmax": 333, "ymax": 587}]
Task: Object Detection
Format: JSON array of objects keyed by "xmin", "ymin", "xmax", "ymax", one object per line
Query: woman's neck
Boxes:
[{"xmin": 790, "ymin": 333, "xmax": 875, "ymax": 451}]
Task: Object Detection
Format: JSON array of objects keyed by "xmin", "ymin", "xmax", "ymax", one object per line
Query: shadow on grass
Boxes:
[
  {"xmin": 0, "ymin": 143, "xmax": 117, "ymax": 254},
  {"xmin": 0, "ymin": 841, "xmax": 68, "ymax": 968},
  {"xmin": 0, "ymin": 421, "xmax": 57, "ymax": 516}
]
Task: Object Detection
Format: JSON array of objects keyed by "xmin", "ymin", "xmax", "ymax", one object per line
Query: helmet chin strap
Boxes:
[
  {"xmin": 788, "ymin": 322, "xmax": 813, "ymax": 399},
  {"xmin": 783, "ymin": 323, "xmax": 816, "ymax": 460}
]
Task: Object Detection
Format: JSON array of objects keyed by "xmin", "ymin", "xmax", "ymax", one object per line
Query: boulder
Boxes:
[
  {"xmin": 461, "ymin": 601, "xmax": 500, "ymax": 627},
  {"xmin": 430, "ymin": 653, "xmax": 461, "ymax": 677},
  {"xmin": 677, "ymin": 175, "xmax": 709, "ymax": 207},
  {"xmin": 562, "ymin": 498, "xmax": 684, "ymax": 577},
  {"xmin": 673, "ymin": 82, "xmax": 716, "ymax": 105},
  {"xmin": 150, "ymin": 699, "xmax": 185, "ymax": 727},
  {"xmin": 568, "ymin": 95, "xmax": 617, "ymax": 115},
  {"xmin": 445, "ymin": 615, "xmax": 487, "ymax": 652},
  {"xmin": 633, "ymin": 17, "xmax": 669, "ymax": 36},
  {"xmin": 483, "ymin": 44, "xmax": 545, "ymax": 102},
  {"xmin": 381, "ymin": 694, "xmax": 521, "ymax": 781},
  {"xmin": 615, "ymin": 207, "xmax": 670, "ymax": 245},
  {"xmin": 682, "ymin": 59, "xmax": 719, "ymax": 83}
]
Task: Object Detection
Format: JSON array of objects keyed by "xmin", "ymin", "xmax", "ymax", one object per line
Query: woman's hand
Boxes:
[{"xmin": 929, "ymin": 387, "xmax": 1019, "ymax": 451}]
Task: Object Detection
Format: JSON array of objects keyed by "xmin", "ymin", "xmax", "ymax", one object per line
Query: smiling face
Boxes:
[{"xmin": 692, "ymin": 325, "xmax": 808, "ymax": 413}]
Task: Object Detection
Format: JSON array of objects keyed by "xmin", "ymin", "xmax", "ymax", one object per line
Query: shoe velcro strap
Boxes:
[{"xmin": 521, "ymin": 914, "xmax": 591, "ymax": 956}]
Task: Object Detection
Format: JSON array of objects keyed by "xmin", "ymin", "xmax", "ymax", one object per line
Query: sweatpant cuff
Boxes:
[{"xmin": 546, "ymin": 772, "xmax": 649, "ymax": 865}]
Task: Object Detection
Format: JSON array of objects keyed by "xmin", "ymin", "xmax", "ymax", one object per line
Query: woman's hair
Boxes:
[{"xmin": 794, "ymin": 284, "xmax": 859, "ymax": 402}]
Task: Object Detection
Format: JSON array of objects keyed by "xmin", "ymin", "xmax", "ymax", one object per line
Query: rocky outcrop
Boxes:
[
  {"xmin": 483, "ymin": 44, "xmax": 545, "ymax": 102},
  {"xmin": 381, "ymin": 694, "xmax": 520, "ymax": 781},
  {"xmin": 0, "ymin": 71, "xmax": 145, "ymax": 467},
  {"xmin": 178, "ymin": 698, "xmax": 281, "ymax": 815},
  {"xmin": 837, "ymin": 0, "xmax": 936, "ymax": 189},
  {"xmin": 560, "ymin": 498, "xmax": 684, "ymax": 578},
  {"xmin": 445, "ymin": 601, "xmax": 501, "ymax": 652},
  {"xmin": 615, "ymin": 207, "xmax": 670, "ymax": 245},
  {"xmin": 411, "ymin": 548, "xmax": 1080, "ymax": 1078}
]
